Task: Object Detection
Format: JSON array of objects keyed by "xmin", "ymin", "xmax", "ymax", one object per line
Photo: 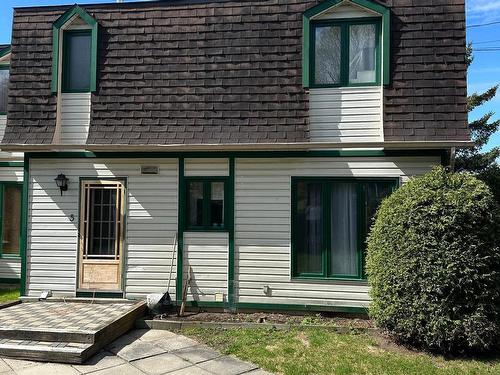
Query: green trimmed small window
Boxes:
[
  {"xmin": 0, "ymin": 66, "xmax": 8, "ymax": 114},
  {"xmin": 291, "ymin": 178, "xmax": 397, "ymax": 279},
  {"xmin": 186, "ymin": 178, "xmax": 227, "ymax": 231},
  {"xmin": 62, "ymin": 31, "xmax": 92, "ymax": 92},
  {"xmin": 311, "ymin": 19, "xmax": 380, "ymax": 88},
  {"xmin": 0, "ymin": 183, "xmax": 22, "ymax": 257}
]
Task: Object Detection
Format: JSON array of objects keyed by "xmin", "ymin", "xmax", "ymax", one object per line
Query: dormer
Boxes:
[
  {"xmin": 51, "ymin": 6, "xmax": 97, "ymax": 145},
  {"xmin": 0, "ymin": 46, "xmax": 11, "ymax": 143},
  {"xmin": 302, "ymin": 0, "xmax": 390, "ymax": 143}
]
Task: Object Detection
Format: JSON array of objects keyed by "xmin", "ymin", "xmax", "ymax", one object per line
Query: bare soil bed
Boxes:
[{"xmin": 151, "ymin": 310, "xmax": 374, "ymax": 329}]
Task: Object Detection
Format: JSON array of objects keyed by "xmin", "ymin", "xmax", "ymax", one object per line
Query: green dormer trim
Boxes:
[
  {"xmin": 0, "ymin": 46, "xmax": 11, "ymax": 60},
  {"xmin": 303, "ymin": 0, "xmax": 390, "ymax": 87},
  {"xmin": 51, "ymin": 5, "xmax": 98, "ymax": 93}
]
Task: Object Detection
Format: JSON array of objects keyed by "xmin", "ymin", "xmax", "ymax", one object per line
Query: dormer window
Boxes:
[
  {"xmin": 62, "ymin": 31, "xmax": 92, "ymax": 92},
  {"xmin": 312, "ymin": 19, "xmax": 379, "ymax": 87},
  {"xmin": 51, "ymin": 6, "xmax": 98, "ymax": 93},
  {"xmin": 303, "ymin": 0, "xmax": 390, "ymax": 88},
  {"xmin": 0, "ymin": 46, "xmax": 9, "ymax": 115}
]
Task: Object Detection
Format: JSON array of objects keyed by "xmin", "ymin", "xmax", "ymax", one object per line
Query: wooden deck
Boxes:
[{"xmin": 0, "ymin": 299, "xmax": 146, "ymax": 363}]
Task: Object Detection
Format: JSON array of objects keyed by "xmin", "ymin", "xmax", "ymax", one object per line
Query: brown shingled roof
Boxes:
[{"xmin": 3, "ymin": 0, "xmax": 468, "ymax": 145}]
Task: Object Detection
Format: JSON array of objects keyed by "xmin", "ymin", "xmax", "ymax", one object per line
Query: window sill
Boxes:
[
  {"xmin": 184, "ymin": 228, "xmax": 228, "ymax": 233},
  {"xmin": 291, "ymin": 275, "xmax": 367, "ymax": 283},
  {"xmin": 308, "ymin": 82, "xmax": 380, "ymax": 89},
  {"xmin": 0, "ymin": 255, "xmax": 21, "ymax": 260}
]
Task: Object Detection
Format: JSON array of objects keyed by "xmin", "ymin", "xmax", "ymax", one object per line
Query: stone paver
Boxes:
[
  {"xmin": 132, "ymin": 352, "xmax": 190, "ymax": 374},
  {"xmin": 172, "ymin": 344, "xmax": 221, "ymax": 364},
  {"xmin": 0, "ymin": 329, "xmax": 273, "ymax": 375},
  {"xmin": 197, "ymin": 355, "xmax": 258, "ymax": 375}
]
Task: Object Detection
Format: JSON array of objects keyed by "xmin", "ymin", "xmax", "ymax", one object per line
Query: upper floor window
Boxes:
[
  {"xmin": 0, "ymin": 67, "xmax": 8, "ymax": 115},
  {"xmin": 312, "ymin": 19, "xmax": 380, "ymax": 87},
  {"xmin": 62, "ymin": 31, "xmax": 92, "ymax": 92},
  {"xmin": 51, "ymin": 5, "xmax": 98, "ymax": 93},
  {"xmin": 303, "ymin": 0, "xmax": 390, "ymax": 88}
]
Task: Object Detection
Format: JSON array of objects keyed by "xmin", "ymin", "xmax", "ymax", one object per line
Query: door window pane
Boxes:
[
  {"xmin": 349, "ymin": 24, "xmax": 376, "ymax": 84},
  {"xmin": 63, "ymin": 31, "xmax": 91, "ymax": 92},
  {"xmin": 296, "ymin": 182, "xmax": 323, "ymax": 274},
  {"xmin": 0, "ymin": 69, "xmax": 8, "ymax": 113},
  {"xmin": 314, "ymin": 25, "xmax": 341, "ymax": 85},
  {"xmin": 330, "ymin": 182, "xmax": 358, "ymax": 276},
  {"xmin": 2, "ymin": 186, "xmax": 21, "ymax": 255},
  {"xmin": 88, "ymin": 187, "xmax": 118, "ymax": 257},
  {"xmin": 188, "ymin": 182, "xmax": 204, "ymax": 227},
  {"xmin": 210, "ymin": 182, "xmax": 224, "ymax": 228}
]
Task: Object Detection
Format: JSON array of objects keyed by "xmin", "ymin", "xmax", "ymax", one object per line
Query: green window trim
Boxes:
[
  {"xmin": 291, "ymin": 177, "xmax": 398, "ymax": 281},
  {"xmin": 309, "ymin": 18, "xmax": 381, "ymax": 88},
  {"xmin": 51, "ymin": 5, "xmax": 98, "ymax": 93},
  {"xmin": 185, "ymin": 176, "xmax": 229, "ymax": 232},
  {"xmin": 0, "ymin": 46, "xmax": 11, "ymax": 60},
  {"xmin": 62, "ymin": 30, "xmax": 92, "ymax": 93},
  {"xmin": 302, "ymin": 0, "xmax": 390, "ymax": 87},
  {"xmin": 0, "ymin": 182, "xmax": 23, "ymax": 259}
]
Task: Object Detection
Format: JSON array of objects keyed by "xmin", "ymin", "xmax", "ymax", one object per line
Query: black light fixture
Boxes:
[{"xmin": 55, "ymin": 173, "xmax": 69, "ymax": 196}]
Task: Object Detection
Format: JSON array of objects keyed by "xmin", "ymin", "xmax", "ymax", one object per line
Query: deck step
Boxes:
[
  {"xmin": 0, "ymin": 328, "xmax": 94, "ymax": 344},
  {"xmin": 0, "ymin": 300, "xmax": 147, "ymax": 363},
  {"xmin": 0, "ymin": 339, "xmax": 95, "ymax": 364}
]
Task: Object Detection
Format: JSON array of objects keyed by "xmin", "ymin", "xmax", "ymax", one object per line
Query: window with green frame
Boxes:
[
  {"xmin": 62, "ymin": 30, "xmax": 92, "ymax": 93},
  {"xmin": 0, "ymin": 65, "xmax": 8, "ymax": 115},
  {"xmin": 310, "ymin": 18, "xmax": 381, "ymax": 88},
  {"xmin": 291, "ymin": 178, "xmax": 397, "ymax": 279},
  {"xmin": 186, "ymin": 178, "xmax": 228, "ymax": 231},
  {"xmin": 0, "ymin": 182, "xmax": 22, "ymax": 257}
]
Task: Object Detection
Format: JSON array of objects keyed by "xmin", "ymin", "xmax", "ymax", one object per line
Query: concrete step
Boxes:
[{"xmin": 0, "ymin": 339, "xmax": 96, "ymax": 364}]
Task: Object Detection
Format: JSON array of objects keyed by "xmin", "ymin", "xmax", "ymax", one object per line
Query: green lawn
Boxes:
[
  {"xmin": 0, "ymin": 287, "xmax": 19, "ymax": 303},
  {"xmin": 181, "ymin": 327, "xmax": 500, "ymax": 375}
]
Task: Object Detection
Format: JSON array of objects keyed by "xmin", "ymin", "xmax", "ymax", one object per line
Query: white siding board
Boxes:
[
  {"xmin": 59, "ymin": 93, "xmax": 91, "ymax": 145},
  {"xmin": 309, "ymin": 87, "xmax": 383, "ymax": 143},
  {"xmin": 27, "ymin": 158, "xmax": 178, "ymax": 299},
  {"xmin": 234, "ymin": 156, "xmax": 440, "ymax": 308},
  {"xmin": 183, "ymin": 232, "xmax": 228, "ymax": 302},
  {"xmin": 314, "ymin": 1, "xmax": 379, "ymax": 20},
  {"xmin": 185, "ymin": 158, "xmax": 229, "ymax": 176}
]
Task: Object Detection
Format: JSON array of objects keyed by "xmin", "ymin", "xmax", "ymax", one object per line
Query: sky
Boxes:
[{"xmin": 0, "ymin": 0, "xmax": 499, "ymax": 151}]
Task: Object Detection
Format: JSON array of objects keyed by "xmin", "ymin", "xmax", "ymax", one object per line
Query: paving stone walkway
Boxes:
[{"xmin": 0, "ymin": 329, "xmax": 273, "ymax": 375}]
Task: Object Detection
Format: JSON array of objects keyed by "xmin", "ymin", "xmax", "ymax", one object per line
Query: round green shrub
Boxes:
[{"xmin": 366, "ymin": 166, "xmax": 500, "ymax": 354}]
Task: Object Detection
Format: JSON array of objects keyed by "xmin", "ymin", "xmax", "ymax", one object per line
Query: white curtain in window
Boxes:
[{"xmin": 330, "ymin": 182, "xmax": 358, "ymax": 276}]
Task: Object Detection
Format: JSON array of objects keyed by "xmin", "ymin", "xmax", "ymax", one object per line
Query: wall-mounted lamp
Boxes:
[{"xmin": 55, "ymin": 173, "xmax": 69, "ymax": 196}]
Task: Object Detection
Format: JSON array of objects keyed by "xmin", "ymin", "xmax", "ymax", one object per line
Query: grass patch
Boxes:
[
  {"xmin": 181, "ymin": 327, "xmax": 500, "ymax": 375},
  {"xmin": 0, "ymin": 287, "xmax": 19, "ymax": 303}
]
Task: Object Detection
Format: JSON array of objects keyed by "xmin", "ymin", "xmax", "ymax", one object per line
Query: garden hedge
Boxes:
[{"xmin": 366, "ymin": 167, "xmax": 500, "ymax": 354}]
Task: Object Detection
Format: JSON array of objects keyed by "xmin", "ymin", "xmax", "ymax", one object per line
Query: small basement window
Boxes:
[
  {"xmin": 62, "ymin": 31, "xmax": 92, "ymax": 92},
  {"xmin": 186, "ymin": 178, "xmax": 227, "ymax": 231},
  {"xmin": 311, "ymin": 19, "xmax": 380, "ymax": 87}
]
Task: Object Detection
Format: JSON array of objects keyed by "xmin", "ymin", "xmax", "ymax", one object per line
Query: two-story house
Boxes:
[{"xmin": 1, "ymin": 0, "xmax": 470, "ymax": 312}]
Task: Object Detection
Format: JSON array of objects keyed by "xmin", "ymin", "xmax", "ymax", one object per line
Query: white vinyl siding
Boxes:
[
  {"xmin": 59, "ymin": 93, "xmax": 91, "ymax": 144},
  {"xmin": 27, "ymin": 158, "xmax": 178, "ymax": 299},
  {"xmin": 234, "ymin": 156, "xmax": 440, "ymax": 308},
  {"xmin": 309, "ymin": 87, "xmax": 383, "ymax": 143},
  {"xmin": 184, "ymin": 158, "xmax": 229, "ymax": 177},
  {"xmin": 0, "ymin": 258, "xmax": 20, "ymax": 281},
  {"xmin": 183, "ymin": 232, "xmax": 228, "ymax": 302}
]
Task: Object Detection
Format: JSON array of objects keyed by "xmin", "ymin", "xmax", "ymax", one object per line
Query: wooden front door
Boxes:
[{"xmin": 78, "ymin": 180, "xmax": 125, "ymax": 291}]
